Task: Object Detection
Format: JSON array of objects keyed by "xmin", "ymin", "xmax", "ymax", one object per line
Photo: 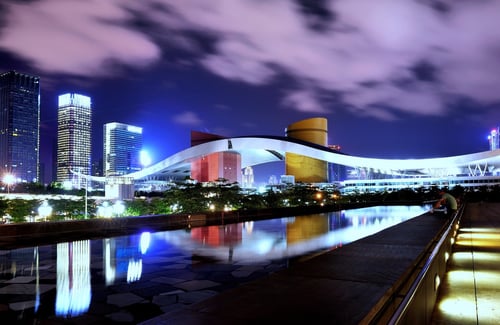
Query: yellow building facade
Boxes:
[{"xmin": 285, "ymin": 117, "xmax": 328, "ymax": 183}]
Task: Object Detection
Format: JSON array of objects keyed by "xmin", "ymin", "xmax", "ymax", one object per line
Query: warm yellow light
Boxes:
[
  {"xmin": 438, "ymin": 297, "xmax": 477, "ymax": 321},
  {"xmin": 459, "ymin": 227, "xmax": 499, "ymax": 233},
  {"xmin": 455, "ymin": 232, "xmax": 500, "ymax": 248},
  {"xmin": 445, "ymin": 251, "xmax": 449, "ymax": 262},
  {"xmin": 434, "ymin": 274, "xmax": 440, "ymax": 291}
]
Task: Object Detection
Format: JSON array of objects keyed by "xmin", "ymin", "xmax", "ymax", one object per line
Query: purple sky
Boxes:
[{"xmin": 1, "ymin": 0, "xmax": 499, "ymax": 184}]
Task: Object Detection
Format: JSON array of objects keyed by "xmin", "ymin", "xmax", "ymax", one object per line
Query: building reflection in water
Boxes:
[
  {"xmin": 0, "ymin": 205, "xmax": 431, "ymax": 322},
  {"xmin": 158, "ymin": 205, "xmax": 431, "ymax": 262},
  {"xmin": 104, "ymin": 231, "xmax": 151, "ymax": 286},
  {"xmin": 55, "ymin": 240, "xmax": 91, "ymax": 318}
]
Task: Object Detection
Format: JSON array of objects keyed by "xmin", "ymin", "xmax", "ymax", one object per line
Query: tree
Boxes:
[{"xmin": 6, "ymin": 199, "xmax": 37, "ymax": 222}]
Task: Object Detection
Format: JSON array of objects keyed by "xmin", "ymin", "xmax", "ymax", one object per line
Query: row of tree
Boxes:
[{"xmin": 1, "ymin": 181, "xmax": 500, "ymax": 223}]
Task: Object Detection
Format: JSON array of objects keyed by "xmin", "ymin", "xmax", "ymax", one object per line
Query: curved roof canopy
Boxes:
[{"xmin": 108, "ymin": 136, "xmax": 500, "ymax": 182}]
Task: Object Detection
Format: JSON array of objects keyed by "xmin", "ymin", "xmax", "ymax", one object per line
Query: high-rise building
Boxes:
[
  {"xmin": 103, "ymin": 122, "xmax": 143, "ymax": 177},
  {"xmin": 56, "ymin": 93, "xmax": 92, "ymax": 188},
  {"xmin": 0, "ymin": 71, "xmax": 40, "ymax": 183}
]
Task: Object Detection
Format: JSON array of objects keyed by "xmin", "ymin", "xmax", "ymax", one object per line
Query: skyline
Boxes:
[{"xmin": 1, "ymin": 0, "xmax": 499, "ymax": 184}]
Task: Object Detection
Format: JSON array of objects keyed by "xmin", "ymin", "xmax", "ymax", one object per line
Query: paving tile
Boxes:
[
  {"xmin": 9, "ymin": 300, "xmax": 36, "ymax": 311},
  {"xmin": 107, "ymin": 292, "xmax": 145, "ymax": 307},
  {"xmin": 151, "ymin": 276, "xmax": 185, "ymax": 285},
  {"xmin": 177, "ymin": 290, "xmax": 218, "ymax": 304},
  {"xmin": 0, "ymin": 283, "xmax": 54, "ymax": 295},
  {"xmin": 5, "ymin": 276, "xmax": 35, "ymax": 284},
  {"xmin": 152, "ymin": 294, "xmax": 178, "ymax": 306},
  {"xmin": 173, "ymin": 280, "xmax": 219, "ymax": 291},
  {"xmin": 106, "ymin": 311, "xmax": 134, "ymax": 322}
]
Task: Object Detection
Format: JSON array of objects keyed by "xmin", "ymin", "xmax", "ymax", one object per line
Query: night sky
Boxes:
[{"xmin": 0, "ymin": 0, "xmax": 499, "ymax": 184}]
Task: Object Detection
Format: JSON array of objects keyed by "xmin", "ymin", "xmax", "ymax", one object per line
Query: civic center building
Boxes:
[{"xmin": 83, "ymin": 118, "xmax": 500, "ymax": 199}]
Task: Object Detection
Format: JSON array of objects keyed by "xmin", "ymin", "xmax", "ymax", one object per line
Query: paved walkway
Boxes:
[
  {"xmin": 431, "ymin": 202, "xmax": 500, "ymax": 324},
  {"xmin": 142, "ymin": 210, "xmax": 450, "ymax": 324}
]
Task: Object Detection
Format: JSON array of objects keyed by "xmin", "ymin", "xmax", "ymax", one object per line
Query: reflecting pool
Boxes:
[{"xmin": 0, "ymin": 205, "xmax": 430, "ymax": 323}]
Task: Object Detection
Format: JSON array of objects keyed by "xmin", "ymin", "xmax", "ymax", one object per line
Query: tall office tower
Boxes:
[
  {"xmin": 56, "ymin": 93, "xmax": 92, "ymax": 188},
  {"xmin": 103, "ymin": 122, "xmax": 143, "ymax": 177},
  {"xmin": 0, "ymin": 71, "xmax": 40, "ymax": 183},
  {"xmin": 488, "ymin": 127, "xmax": 499, "ymax": 151}
]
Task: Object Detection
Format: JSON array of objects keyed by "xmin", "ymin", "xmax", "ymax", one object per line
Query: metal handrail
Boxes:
[{"xmin": 387, "ymin": 203, "xmax": 465, "ymax": 324}]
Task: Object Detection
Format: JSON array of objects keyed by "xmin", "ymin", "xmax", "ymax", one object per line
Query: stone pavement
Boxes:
[
  {"xmin": 141, "ymin": 210, "xmax": 450, "ymax": 324},
  {"xmin": 431, "ymin": 202, "xmax": 500, "ymax": 324}
]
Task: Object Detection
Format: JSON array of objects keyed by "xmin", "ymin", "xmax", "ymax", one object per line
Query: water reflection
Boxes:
[
  {"xmin": 0, "ymin": 205, "xmax": 430, "ymax": 322},
  {"xmin": 56, "ymin": 241, "xmax": 91, "ymax": 317},
  {"xmin": 156, "ymin": 205, "xmax": 431, "ymax": 262},
  {"xmin": 103, "ymin": 232, "xmax": 151, "ymax": 286}
]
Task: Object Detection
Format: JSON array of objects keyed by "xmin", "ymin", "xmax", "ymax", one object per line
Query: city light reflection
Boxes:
[
  {"xmin": 156, "ymin": 205, "xmax": 429, "ymax": 262},
  {"xmin": 56, "ymin": 240, "xmax": 91, "ymax": 318}
]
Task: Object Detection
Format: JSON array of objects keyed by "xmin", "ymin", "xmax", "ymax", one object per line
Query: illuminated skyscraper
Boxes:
[
  {"xmin": 488, "ymin": 127, "xmax": 499, "ymax": 151},
  {"xmin": 56, "ymin": 93, "xmax": 92, "ymax": 187},
  {"xmin": 103, "ymin": 122, "xmax": 143, "ymax": 177},
  {"xmin": 0, "ymin": 71, "xmax": 40, "ymax": 183}
]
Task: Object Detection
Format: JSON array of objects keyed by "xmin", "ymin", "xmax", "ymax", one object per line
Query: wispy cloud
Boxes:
[
  {"xmin": 0, "ymin": 0, "xmax": 160, "ymax": 76},
  {"xmin": 1, "ymin": 0, "xmax": 499, "ymax": 118},
  {"xmin": 172, "ymin": 111, "xmax": 203, "ymax": 126}
]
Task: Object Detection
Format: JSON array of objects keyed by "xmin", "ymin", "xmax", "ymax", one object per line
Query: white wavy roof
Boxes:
[{"xmin": 119, "ymin": 137, "xmax": 500, "ymax": 181}]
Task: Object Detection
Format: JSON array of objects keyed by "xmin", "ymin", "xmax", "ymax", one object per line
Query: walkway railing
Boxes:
[{"xmin": 385, "ymin": 203, "xmax": 465, "ymax": 324}]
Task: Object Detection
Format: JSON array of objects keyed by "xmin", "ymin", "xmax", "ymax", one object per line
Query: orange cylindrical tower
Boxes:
[{"xmin": 285, "ymin": 117, "xmax": 328, "ymax": 183}]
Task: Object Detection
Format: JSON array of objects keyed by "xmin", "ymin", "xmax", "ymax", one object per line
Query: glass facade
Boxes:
[
  {"xmin": 56, "ymin": 93, "xmax": 92, "ymax": 188},
  {"xmin": 0, "ymin": 71, "xmax": 40, "ymax": 183},
  {"xmin": 103, "ymin": 122, "xmax": 143, "ymax": 177}
]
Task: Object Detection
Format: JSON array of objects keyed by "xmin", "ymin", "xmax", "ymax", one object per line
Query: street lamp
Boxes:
[
  {"xmin": 97, "ymin": 202, "xmax": 113, "ymax": 218},
  {"xmin": 113, "ymin": 201, "xmax": 125, "ymax": 217},
  {"xmin": 38, "ymin": 200, "xmax": 52, "ymax": 222},
  {"xmin": 3, "ymin": 173, "xmax": 15, "ymax": 194}
]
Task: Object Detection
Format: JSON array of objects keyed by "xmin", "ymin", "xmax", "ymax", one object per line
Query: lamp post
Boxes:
[
  {"xmin": 3, "ymin": 173, "xmax": 15, "ymax": 194},
  {"xmin": 38, "ymin": 200, "xmax": 52, "ymax": 222}
]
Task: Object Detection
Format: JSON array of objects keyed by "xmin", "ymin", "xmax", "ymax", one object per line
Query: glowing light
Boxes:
[
  {"xmin": 38, "ymin": 200, "xmax": 52, "ymax": 221},
  {"xmin": 434, "ymin": 274, "xmax": 440, "ymax": 291},
  {"xmin": 438, "ymin": 298, "xmax": 477, "ymax": 322},
  {"xmin": 445, "ymin": 251, "xmax": 449, "ymax": 262},
  {"xmin": 97, "ymin": 202, "xmax": 113, "ymax": 218},
  {"xmin": 62, "ymin": 181, "xmax": 72, "ymax": 190},
  {"xmin": 127, "ymin": 259, "xmax": 142, "ymax": 283},
  {"xmin": 3, "ymin": 173, "xmax": 15, "ymax": 193},
  {"xmin": 58, "ymin": 93, "xmax": 91, "ymax": 108},
  {"xmin": 55, "ymin": 241, "xmax": 91, "ymax": 317},
  {"xmin": 140, "ymin": 150, "xmax": 152, "ymax": 167},
  {"xmin": 127, "ymin": 125, "xmax": 142, "ymax": 134},
  {"xmin": 113, "ymin": 201, "xmax": 125, "ymax": 217},
  {"xmin": 140, "ymin": 232, "xmax": 151, "ymax": 254}
]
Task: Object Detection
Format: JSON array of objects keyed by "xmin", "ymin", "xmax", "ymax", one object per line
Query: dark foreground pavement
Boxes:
[{"xmin": 141, "ymin": 210, "xmax": 451, "ymax": 325}]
